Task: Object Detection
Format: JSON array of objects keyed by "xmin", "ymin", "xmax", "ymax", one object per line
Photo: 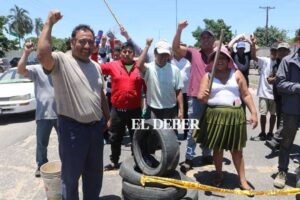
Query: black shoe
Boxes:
[
  {"xmin": 104, "ymin": 162, "xmax": 119, "ymax": 171},
  {"xmin": 180, "ymin": 159, "xmax": 193, "ymax": 173},
  {"xmin": 202, "ymin": 156, "xmax": 213, "ymax": 165},
  {"xmin": 265, "ymin": 139, "xmax": 279, "ymax": 150},
  {"xmin": 35, "ymin": 168, "xmax": 41, "ymax": 178},
  {"xmin": 266, "ymin": 132, "xmax": 274, "ymax": 140},
  {"xmin": 250, "ymin": 133, "xmax": 267, "ymax": 141}
]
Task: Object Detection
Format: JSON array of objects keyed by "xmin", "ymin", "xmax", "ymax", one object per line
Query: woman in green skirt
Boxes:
[{"xmin": 196, "ymin": 46, "xmax": 258, "ymax": 190}]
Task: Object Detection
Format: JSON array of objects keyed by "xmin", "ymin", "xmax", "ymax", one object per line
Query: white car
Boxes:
[{"xmin": 0, "ymin": 68, "xmax": 36, "ymax": 115}]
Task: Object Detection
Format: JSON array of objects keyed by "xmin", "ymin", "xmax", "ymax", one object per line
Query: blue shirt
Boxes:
[{"xmin": 27, "ymin": 64, "xmax": 57, "ymax": 120}]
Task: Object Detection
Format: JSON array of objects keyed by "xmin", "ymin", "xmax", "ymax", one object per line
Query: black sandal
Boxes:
[{"xmin": 240, "ymin": 184, "xmax": 255, "ymax": 197}]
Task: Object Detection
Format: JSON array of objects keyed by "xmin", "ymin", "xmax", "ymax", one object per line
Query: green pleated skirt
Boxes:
[{"xmin": 193, "ymin": 105, "xmax": 247, "ymax": 151}]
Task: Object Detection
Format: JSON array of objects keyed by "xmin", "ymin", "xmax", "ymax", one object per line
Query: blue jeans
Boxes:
[
  {"xmin": 278, "ymin": 114, "xmax": 300, "ymax": 172},
  {"xmin": 58, "ymin": 116, "xmax": 105, "ymax": 200},
  {"xmin": 36, "ymin": 119, "xmax": 58, "ymax": 168},
  {"xmin": 185, "ymin": 97, "xmax": 211, "ymax": 160}
]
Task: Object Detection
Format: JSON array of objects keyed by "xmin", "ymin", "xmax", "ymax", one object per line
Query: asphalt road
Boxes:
[{"xmin": 0, "ymin": 69, "xmax": 299, "ymax": 200}]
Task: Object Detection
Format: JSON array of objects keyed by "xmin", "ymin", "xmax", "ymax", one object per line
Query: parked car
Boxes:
[
  {"xmin": 0, "ymin": 58, "xmax": 10, "ymax": 73},
  {"xmin": 0, "ymin": 68, "xmax": 36, "ymax": 115}
]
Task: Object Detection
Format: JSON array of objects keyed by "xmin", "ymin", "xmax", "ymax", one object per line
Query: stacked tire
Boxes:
[{"xmin": 119, "ymin": 119, "xmax": 198, "ymax": 200}]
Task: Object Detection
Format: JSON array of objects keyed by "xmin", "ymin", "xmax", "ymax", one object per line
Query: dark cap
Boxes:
[
  {"xmin": 200, "ymin": 29, "xmax": 214, "ymax": 37},
  {"xmin": 121, "ymin": 41, "xmax": 135, "ymax": 51}
]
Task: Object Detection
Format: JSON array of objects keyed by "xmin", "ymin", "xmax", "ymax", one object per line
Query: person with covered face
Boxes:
[{"xmin": 196, "ymin": 46, "xmax": 258, "ymax": 190}]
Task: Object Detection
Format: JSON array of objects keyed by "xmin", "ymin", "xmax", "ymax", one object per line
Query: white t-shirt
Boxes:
[
  {"xmin": 256, "ymin": 57, "xmax": 275, "ymax": 100},
  {"xmin": 171, "ymin": 58, "xmax": 191, "ymax": 94}
]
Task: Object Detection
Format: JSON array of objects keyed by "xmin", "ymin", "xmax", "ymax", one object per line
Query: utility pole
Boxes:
[
  {"xmin": 259, "ymin": 6, "xmax": 275, "ymax": 45},
  {"xmin": 175, "ymin": 0, "xmax": 178, "ymax": 31}
]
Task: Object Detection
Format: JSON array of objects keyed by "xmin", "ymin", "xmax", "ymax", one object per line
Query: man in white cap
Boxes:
[
  {"xmin": 137, "ymin": 38, "xmax": 183, "ymax": 120},
  {"xmin": 136, "ymin": 38, "xmax": 183, "ymax": 166}
]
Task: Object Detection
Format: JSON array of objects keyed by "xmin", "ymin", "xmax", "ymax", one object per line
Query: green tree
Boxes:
[
  {"xmin": 52, "ymin": 37, "xmax": 70, "ymax": 52},
  {"xmin": 191, "ymin": 19, "xmax": 233, "ymax": 47},
  {"xmin": 0, "ymin": 16, "xmax": 18, "ymax": 57},
  {"xmin": 294, "ymin": 28, "xmax": 300, "ymax": 42},
  {"xmin": 253, "ymin": 26, "xmax": 288, "ymax": 47},
  {"xmin": 7, "ymin": 5, "xmax": 33, "ymax": 48},
  {"xmin": 34, "ymin": 17, "xmax": 43, "ymax": 38},
  {"xmin": 24, "ymin": 37, "xmax": 70, "ymax": 52}
]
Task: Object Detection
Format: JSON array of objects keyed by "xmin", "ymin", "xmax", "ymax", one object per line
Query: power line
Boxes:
[{"xmin": 259, "ymin": 6, "xmax": 275, "ymax": 44}]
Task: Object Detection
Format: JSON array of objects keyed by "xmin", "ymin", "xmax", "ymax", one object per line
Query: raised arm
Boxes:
[
  {"xmin": 250, "ymin": 36, "xmax": 258, "ymax": 62},
  {"xmin": 228, "ymin": 34, "xmax": 245, "ymax": 49},
  {"xmin": 120, "ymin": 26, "xmax": 141, "ymax": 54},
  {"xmin": 172, "ymin": 20, "xmax": 188, "ymax": 58},
  {"xmin": 120, "ymin": 26, "xmax": 150, "ymax": 62},
  {"xmin": 136, "ymin": 38, "xmax": 153, "ymax": 75},
  {"xmin": 17, "ymin": 41, "xmax": 34, "ymax": 77},
  {"xmin": 37, "ymin": 10, "xmax": 62, "ymax": 72}
]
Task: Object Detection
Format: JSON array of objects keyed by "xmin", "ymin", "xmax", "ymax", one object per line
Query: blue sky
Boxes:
[{"xmin": 1, "ymin": 0, "xmax": 299, "ymax": 48}]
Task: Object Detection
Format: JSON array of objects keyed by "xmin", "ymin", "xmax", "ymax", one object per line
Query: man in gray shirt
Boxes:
[
  {"xmin": 37, "ymin": 10, "xmax": 110, "ymax": 200},
  {"xmin": 17, "ymin": 41, "xmax": 57, "ymax": 178}
]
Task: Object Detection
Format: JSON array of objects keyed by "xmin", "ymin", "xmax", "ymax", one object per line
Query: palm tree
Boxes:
[
  {"xmin": 34, "ymin": 17, "xmax": 43, "ymax": 38},
  {"xmin": 8, "ymin": 5, "xmax": 33, "ymax": 48}
]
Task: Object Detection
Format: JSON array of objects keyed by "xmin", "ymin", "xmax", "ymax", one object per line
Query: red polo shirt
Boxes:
[{"xmin": 101, "ymin": 60, "xmax": 145, "ymax": 109}]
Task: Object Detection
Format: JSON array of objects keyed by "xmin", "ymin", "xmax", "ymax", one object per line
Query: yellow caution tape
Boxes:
[{"xmin": 141, "ymin": 175, "xmax": 300, "ymax": 196}]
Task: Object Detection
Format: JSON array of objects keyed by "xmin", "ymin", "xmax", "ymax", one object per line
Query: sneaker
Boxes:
[
  {"xmin": 293, "ymin": 156, "xmax": 300, "ymax": 164},
  {"xmin": 35, "ymin": 168, "xmax": 41, "ymax": 178},
  {"xmin": 266, "ymin": 132, "xmax": 274, "ymax": 140},
  {"xmin": 180, "ymin": 159, "xmax": 193, "ymax": 173},
  {"xmin": 250, "ymin": 132, "xmax": 267, "ymax": 141},
  {"xmin": 274, "ymin": 171, "xmax": 287, "ymax": 188},
  {"xmin": 202, "ymin": 155, "xmax": 214, "ymax": 165}
]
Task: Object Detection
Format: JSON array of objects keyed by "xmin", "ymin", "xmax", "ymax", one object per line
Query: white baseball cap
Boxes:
[{"xmin": 155, "ymin": 39, "xmax": 171, "ymax": 55}]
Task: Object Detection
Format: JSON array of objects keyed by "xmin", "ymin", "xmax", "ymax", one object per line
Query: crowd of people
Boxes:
[{"xmin": 16, "ymin": 10, "xmax": 300, "ymax": 200}]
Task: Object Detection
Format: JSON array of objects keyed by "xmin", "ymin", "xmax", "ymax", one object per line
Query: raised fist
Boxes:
[
  {"xmin": 47, "ymin": 10, "xmax": 62, "ymax": 26},
  {"xmin": 178, "ymin": 20, "xmax": 188, "ymax": 31},
  {"xmin": 146, "ymin": 38, "xmax": 153, "ymax": 46}
]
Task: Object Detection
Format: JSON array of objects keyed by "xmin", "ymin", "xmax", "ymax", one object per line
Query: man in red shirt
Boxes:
[{"xmin": 101, "ymin": 42, "xmax": 145, "ymax": 170}]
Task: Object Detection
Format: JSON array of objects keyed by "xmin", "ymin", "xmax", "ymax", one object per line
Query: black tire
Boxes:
[
  {"xmin": 180, "ymin": 188, "xmax": 198, "ymax": 200},
  {"xmin": 119, "ymin": 158, "xmax": 185, "ymax": 188},
  {"xmin": 122, "ymin": 181, "xmax": 186, "ymax": 200},
  {"xmin": 132, "ymin": 119, "xmax": 180, "ymax": 176}
]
